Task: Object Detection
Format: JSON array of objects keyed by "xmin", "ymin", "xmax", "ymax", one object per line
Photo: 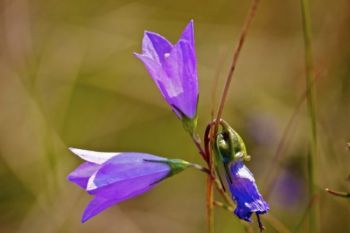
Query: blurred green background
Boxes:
[{"xmin": 0, "ymin": 0, "xmax": 349, "ymax": 232}]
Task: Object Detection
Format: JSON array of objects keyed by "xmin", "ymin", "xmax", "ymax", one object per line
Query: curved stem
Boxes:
[{"xmin": 214, "ymin": 0, "xmax": 261, "ymax": 135}]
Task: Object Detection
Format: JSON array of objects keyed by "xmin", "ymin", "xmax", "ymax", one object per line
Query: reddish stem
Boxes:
[{"xmin": 214, "ymin": 0, "xmax": 261, "ymax": 135}]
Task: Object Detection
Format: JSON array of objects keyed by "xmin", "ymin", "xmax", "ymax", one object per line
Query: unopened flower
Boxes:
[
  {"xmin": 134, "ymin": 20, "xmax": 198, "ymax": 130},
  {"xmin": 68, "ymin": 148, "xmax": 190, "ymax": 222}
]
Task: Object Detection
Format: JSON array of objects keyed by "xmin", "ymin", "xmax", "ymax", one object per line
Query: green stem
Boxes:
[
  {"xmin": 293, "ymin": 194, "xmax": 317, "ymax": 233},
  {"xmin": 300, "ymin": 0, "xmax": 319, "ymax": 232}
]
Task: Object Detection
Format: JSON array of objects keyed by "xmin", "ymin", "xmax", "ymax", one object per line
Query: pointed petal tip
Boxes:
[
  {"xmin": 143, "ymin": 30, "xmax": 173, "ymax": 46},
  {"xmin": 179, "ymin": 20, "xmax": 195, "ymax": 46},
  {"xmin": 67, "ymin": 147, "xmax": 118, "ymax": 164},
  {"xmin": 81, "ymin": 214, "xmax": 90, "ymax": 223},
  {"xmin": 143, "ymin": 31, "xmax": 157, "ymax": 41},
  {"xmin": 143, "ymin": 30, "xmax": 153, "ymax": 36},
  {"xmin": 68, "ymin": 147, "xmax": 82, "ymax": 155},
  {"xmin": 81, "ymin": 202, "xmax": 97, "ymax": 223},
  {"xmin": 66, "ymin": 173, "xmax": 74, "ymax": 182},
  {"xmin": 133, "ymin": 52, "xmax": 143, "ymax": 59},
  {"xmin": 144, "ymin": 30, "xmax": 160, "ymax": 38}
]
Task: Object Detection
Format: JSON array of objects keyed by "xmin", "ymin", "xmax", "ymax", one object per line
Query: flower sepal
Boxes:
[
  {"xmin": 182, "ymin": 114, "xmax": 198, "ymax": 135},
  {"xmin": 144, "ymin": 158, "xmax": 191, "ymax": 178}
]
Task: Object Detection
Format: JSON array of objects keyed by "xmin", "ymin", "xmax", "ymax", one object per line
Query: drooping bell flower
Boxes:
[
  {"xmin": 67, "ymin": 148, "xmax": 190, "ymax": 222},
  {"xmin": 229, "ymin": 161, "xmax": 269, "ymax": 222},
  {"xmin": 212, "ymin": 120, "xmax": 269, "ymax": 223},
  {"xmin": 134, "ymin": 20, "xmax": 198, "ymax": 133}
]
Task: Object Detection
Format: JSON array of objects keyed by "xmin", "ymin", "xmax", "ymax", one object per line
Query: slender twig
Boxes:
[
  {"xmin": 214, "ymin": 200, "xmax": 234, "ymax": 212},
  {"xmin": 210, "ymin": 49, "xmax": 228, "ymax": 120},
  {"xmin": 207, "ymin": 176, "xmax": 214, "ymax": 233},
  {"xmin": 189, "ymin": 163, "xmax": 211, "ymax": 174},
  {"xmin": 300, "ymin": 0, "xmax": 319, "ymax": 232},
  {"xmin": 191, "ymin": 133, "xmax": 208, "ymax": 163},
  {"xmin": 293, "ymin": 194, "xmax": 318, "ymax": 233},
  {"xmin": 325, "ymin": 188, "xmax": 350, "ymax": 198},
  {"xmin": 214, "ymin": 0, "xmax": 261, "ymax": 134},
  {"xmin": 263, "ymin": 71, "xmax": 320, "ymax": 199},
  {"xmin": 190, "ymin": 130, "xmax": 215, "ymax": 233}
]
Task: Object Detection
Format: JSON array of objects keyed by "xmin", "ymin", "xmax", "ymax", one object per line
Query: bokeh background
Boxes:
[{"xmin": 0, "ymin": 0, "xmax": 349, "ymax": 232}]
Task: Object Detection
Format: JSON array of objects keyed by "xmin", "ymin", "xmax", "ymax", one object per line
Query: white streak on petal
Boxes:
[
  {"xmin": 237, "ymin": 165, "xmax": 255, "ymax": 181},
  {"xmin": 69, "ymin": 148, "xmax": 119, "ymax": 164},
  {"xmin": 86, "ymin": 170, "xmax": 99, "ymax": 191}
]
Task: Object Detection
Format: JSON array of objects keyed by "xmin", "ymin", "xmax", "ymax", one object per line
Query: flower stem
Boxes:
[
  {"xmin": 300, "ymin": 0, "xmax": 319, "ymax": 232},
  {"xmin": 214, "ymin": 0, "xmax": 260, "ymax": 134},
  {"xmin": 191, "ymin": 124, "xmax": 236, "ymax": 233},
  {"xmin": 191, "ymin": 133, "xmax": 208, "ymax": 163},
  {"xmin": 190, "ymin": 132, "xmax": 214, "ymax": 233},
  {"xmin": 256, "ymin": 213, "xmax": 265, "ymax": 232},
  {"xmin": 207, "ymin": 176, "xmax": 214, "ymax": 233},
  {"xmin": 213, "ymin": 200, "xmax": 234, "ymax": 212},
  {"xmin": 188, "ymin": 163, "xmax": 211, "ymax": 174}
]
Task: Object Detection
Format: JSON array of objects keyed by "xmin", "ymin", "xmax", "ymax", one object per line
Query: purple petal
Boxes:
[
  {"xmin": 86, "ymin": 153, "xmax": 170, "ymax": 193},
  {"xmin": 161, "ymin": 40, "xmax": 198, "ymax": 118},
  {"xmin": 229, "ymin": 162, "xmax": 269, "ymax": 222},
  {"xmin": 69, "ymin": 148, "xmax": 118, "ymax": 164},
  {"xmin": 135, "ymin": 20, "xmax": 198, "ymax": 119},
  {"xmin": 67, "ymin": 162, "xmax": 101, "ymax": 189},
  {"xmin": 82, "ymin": 185, "xmax": 152, "ymax": 223},
  {"xmin": 134, "ymin": 53, "xmax": 175, "ymax": 105},
  {"xmin": 179, "ymin": 20, "xmax": 195, "ymax": 48},
  {"xmin": 142, "ymin": 31, "xmax": 173, "ymax": 64},
  {"xmin": 80, "ymin": 153, "xmax": 169, "ymax": 222},
  {"xmin": 87, "ymin": 171, "xmax": 168, "ymax": 198}
]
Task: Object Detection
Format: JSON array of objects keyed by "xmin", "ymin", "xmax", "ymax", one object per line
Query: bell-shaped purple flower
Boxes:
[
  {"xmin": 229, "ymin": 161, "xmax": 269, "ymax": 222},
  {"xmin": 67, "ymin": 148, "xmax": 189, "ymax": 223},
  {"xmin": 134, "ymin": 20, "xmax": 198, "ymax": 123}
]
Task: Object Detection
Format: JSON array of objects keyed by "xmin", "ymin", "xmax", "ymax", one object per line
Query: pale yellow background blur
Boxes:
[{"xmin": 0, "ymin": 0, "xmax": 349, "ymax": 232}]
